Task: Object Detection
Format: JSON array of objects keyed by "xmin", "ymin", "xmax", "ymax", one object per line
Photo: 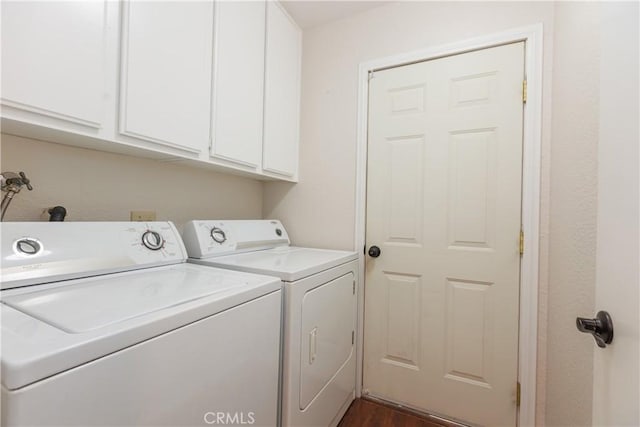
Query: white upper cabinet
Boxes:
[
  {"xmin": 1, "ymin": 0, "xmax": 300, "ymax": 182},
  {"xmin": 1, "ymin": 1, "xmax": 107, "ymax": 128},
  {"xmin": 119, "ymin": 1, "xmax": 214, "ymax": 154},
  {"xmin": 211, "ymin": 0, "xmax": 266, "ymax": 169},
  {"xmin": 263, "ymin": 2, "xmax": 301, "ymax": 179}
]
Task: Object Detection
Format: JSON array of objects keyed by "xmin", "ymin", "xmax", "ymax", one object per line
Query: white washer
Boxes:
[
  {"xmin": 1, "ymin": 222, "xmax": 282, "ymax": 427},
  {"xmin": 182, "ymin": 220, "xmax": 358, "ymax": 427}
]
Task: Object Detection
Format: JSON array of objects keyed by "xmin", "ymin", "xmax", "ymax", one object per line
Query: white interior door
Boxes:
[
  {"xmin": 591, "ymin": 3, "xmax": 639, "ymax": 425},
  {"xmin": 363, "ymin": 42, "xmax": 525, "ymax": 426}
]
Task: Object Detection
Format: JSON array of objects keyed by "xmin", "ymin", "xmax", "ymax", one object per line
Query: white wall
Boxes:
[
  {"xmin": 0, "ymin": 134, "xmax": 263, "ymax": 230},
  {"xmin": 593, "ymin": 2, "xmax": 639, "ymax": 425},
  {"xmin": 545, "ymin": 3, "xmax": 600, "ymax": 426}
]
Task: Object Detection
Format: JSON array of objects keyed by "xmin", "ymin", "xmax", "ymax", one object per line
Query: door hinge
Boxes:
[
  {"xmin": 353, "ymin": 280, "xmax": 356, "ymax": 295},
  {"xmin": 352, "ymin": 331, "xmax": 355, "ymax": 345},
  {"xmin": 516, "ymin": 381, "xmax": 521, "ymax": 407},
  {"xmin": 522, "ymin": 79, "xmax": 528, "ymax": 103},
  {"xmin": 519, "ymin": 229, "xmax": 525, "ymax": 255}
]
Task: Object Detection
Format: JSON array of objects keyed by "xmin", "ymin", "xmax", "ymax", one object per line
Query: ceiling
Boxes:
[{"xmin": 281, "ymin": 1, "xmax": 391, "ymax": 30}]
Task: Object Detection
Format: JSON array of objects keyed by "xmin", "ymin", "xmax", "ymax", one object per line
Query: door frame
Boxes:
[{"xmin": 354, "ymin": 24, "xmax": 543, "ymax": 427}]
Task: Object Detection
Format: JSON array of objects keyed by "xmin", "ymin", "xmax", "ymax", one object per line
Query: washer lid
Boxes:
[
  {"xmin": 191, "ymin": 247, "xmax": 358, "ymax": 282},
  {"xmin": 1, "ymin": 263, "xmax": 281, "ymax": 390},
  {"xmin": 4, "ymin": 266, "xmax": 241, "ymax": 333}
]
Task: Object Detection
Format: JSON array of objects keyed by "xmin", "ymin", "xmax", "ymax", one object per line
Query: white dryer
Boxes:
[
  {"xmin": 183, "ymin": 220, "xmax": 358, "ymax": 427},
  {"xmin": 1, "ymin": 221, "xmax": 282, "ymax": 427}
]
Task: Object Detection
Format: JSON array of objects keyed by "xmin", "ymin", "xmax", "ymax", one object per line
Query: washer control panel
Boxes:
[
  {"xmin": 1, "ymin": 222, "xmax": 187, "ymax": 290},
  {"xmin": 182, "ymin": 220, "xmax": 290, "ymax": 259}
]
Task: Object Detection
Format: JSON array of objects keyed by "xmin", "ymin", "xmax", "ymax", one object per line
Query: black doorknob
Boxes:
[
  {"xmin": 576, "ymin": 311, "xmax": 614, "ymax": 348},
  {"xmin": 368, "ymin": 245, "xmax": 381, "ymax": 258}
]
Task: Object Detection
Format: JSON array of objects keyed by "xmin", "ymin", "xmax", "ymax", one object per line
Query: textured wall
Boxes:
[
  {"xmin": 545, "ymin": 3, "xmax": 600, "ymax": 426},
  {"xmin": 0, "ymin": 134, "xmax": 263, "ymax": 230},
  {"xmin": 592, "ymin": 2, "xmax": 640, "ymax": 425}
]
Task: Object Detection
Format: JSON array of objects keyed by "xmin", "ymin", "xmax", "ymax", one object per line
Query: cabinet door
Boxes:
[
  {"xmin": 263, "ymin": 2, "xmax": 301, "ymax": 178},
  {"xmin": 119, "ymin": 1, "xmax": 213, "ymax": 154},
  {"xmin": 211, "ymin": 0, "xmax": 266, "ymax": 168},
  {"xmin": 1, "ymin": 1, "xmax": 106, "ymax": 128}
]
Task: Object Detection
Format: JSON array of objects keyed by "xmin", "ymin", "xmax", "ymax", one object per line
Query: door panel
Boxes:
[
  {"xmin": 386, "ymin": 137, "xmax": 424, "ymax": 244},
  {"xmin": 448, "ymin": 129, "xmax": 496, "ymax": 249},
  {"xmin": 382, "ymin": 273, "xmax": 421, "ymax": 368},
  {"xmin": 444, "ymin": 278, "xmax": 494, "ymax": 388},
  {"xmin": 364, "ymin": 42, "xmax": 525, "ymax": 426}
]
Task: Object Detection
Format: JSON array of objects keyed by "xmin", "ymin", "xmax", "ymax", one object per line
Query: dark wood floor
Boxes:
[{"xmin": 338, "ymin": 398, "xmax": 446, "ymax": 427}]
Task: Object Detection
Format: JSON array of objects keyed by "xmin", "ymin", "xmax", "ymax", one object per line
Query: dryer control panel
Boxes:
[
  {"xmin": 1, "ymin": 222, "xmax": 187, "ymax": 290},
  {"xmin": 182, "ymin": 220, "xmax": 290, "ymax": 259}
]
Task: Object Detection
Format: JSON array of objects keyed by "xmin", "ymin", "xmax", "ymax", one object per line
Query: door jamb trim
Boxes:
[{"xmin": 354, "ymin": 24, "xmax": 543, "ymax": 427}]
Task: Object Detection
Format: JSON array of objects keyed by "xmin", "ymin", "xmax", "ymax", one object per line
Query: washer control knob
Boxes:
[
  {"xmin": 275, "ymin": 228, "xmax": 283, "ymax": 236},
  {"xmin": 15, "ymin": 238, "xmax": 42, "ymax": 255},
  {"xmin": 211, "ymin": 227, "xmax": 227, "ymax": 244},
  {"xmin": 142, "ymin": 230, "xmax": 164, "ymax": 251}
]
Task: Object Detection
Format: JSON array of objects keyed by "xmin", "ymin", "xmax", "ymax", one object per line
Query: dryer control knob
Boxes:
[
  {"xmin": 211, "ymin": 227, "xmax": 227, "ymax": 244},
  {"xmin": 142, "ymin": 230, "xmax": 164, "ymax": 251}
]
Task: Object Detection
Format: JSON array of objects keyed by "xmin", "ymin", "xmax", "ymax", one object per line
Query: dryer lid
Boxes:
[{"xmin": 191, "ymin": 246, "xmax": 358, "ymax": 282}]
